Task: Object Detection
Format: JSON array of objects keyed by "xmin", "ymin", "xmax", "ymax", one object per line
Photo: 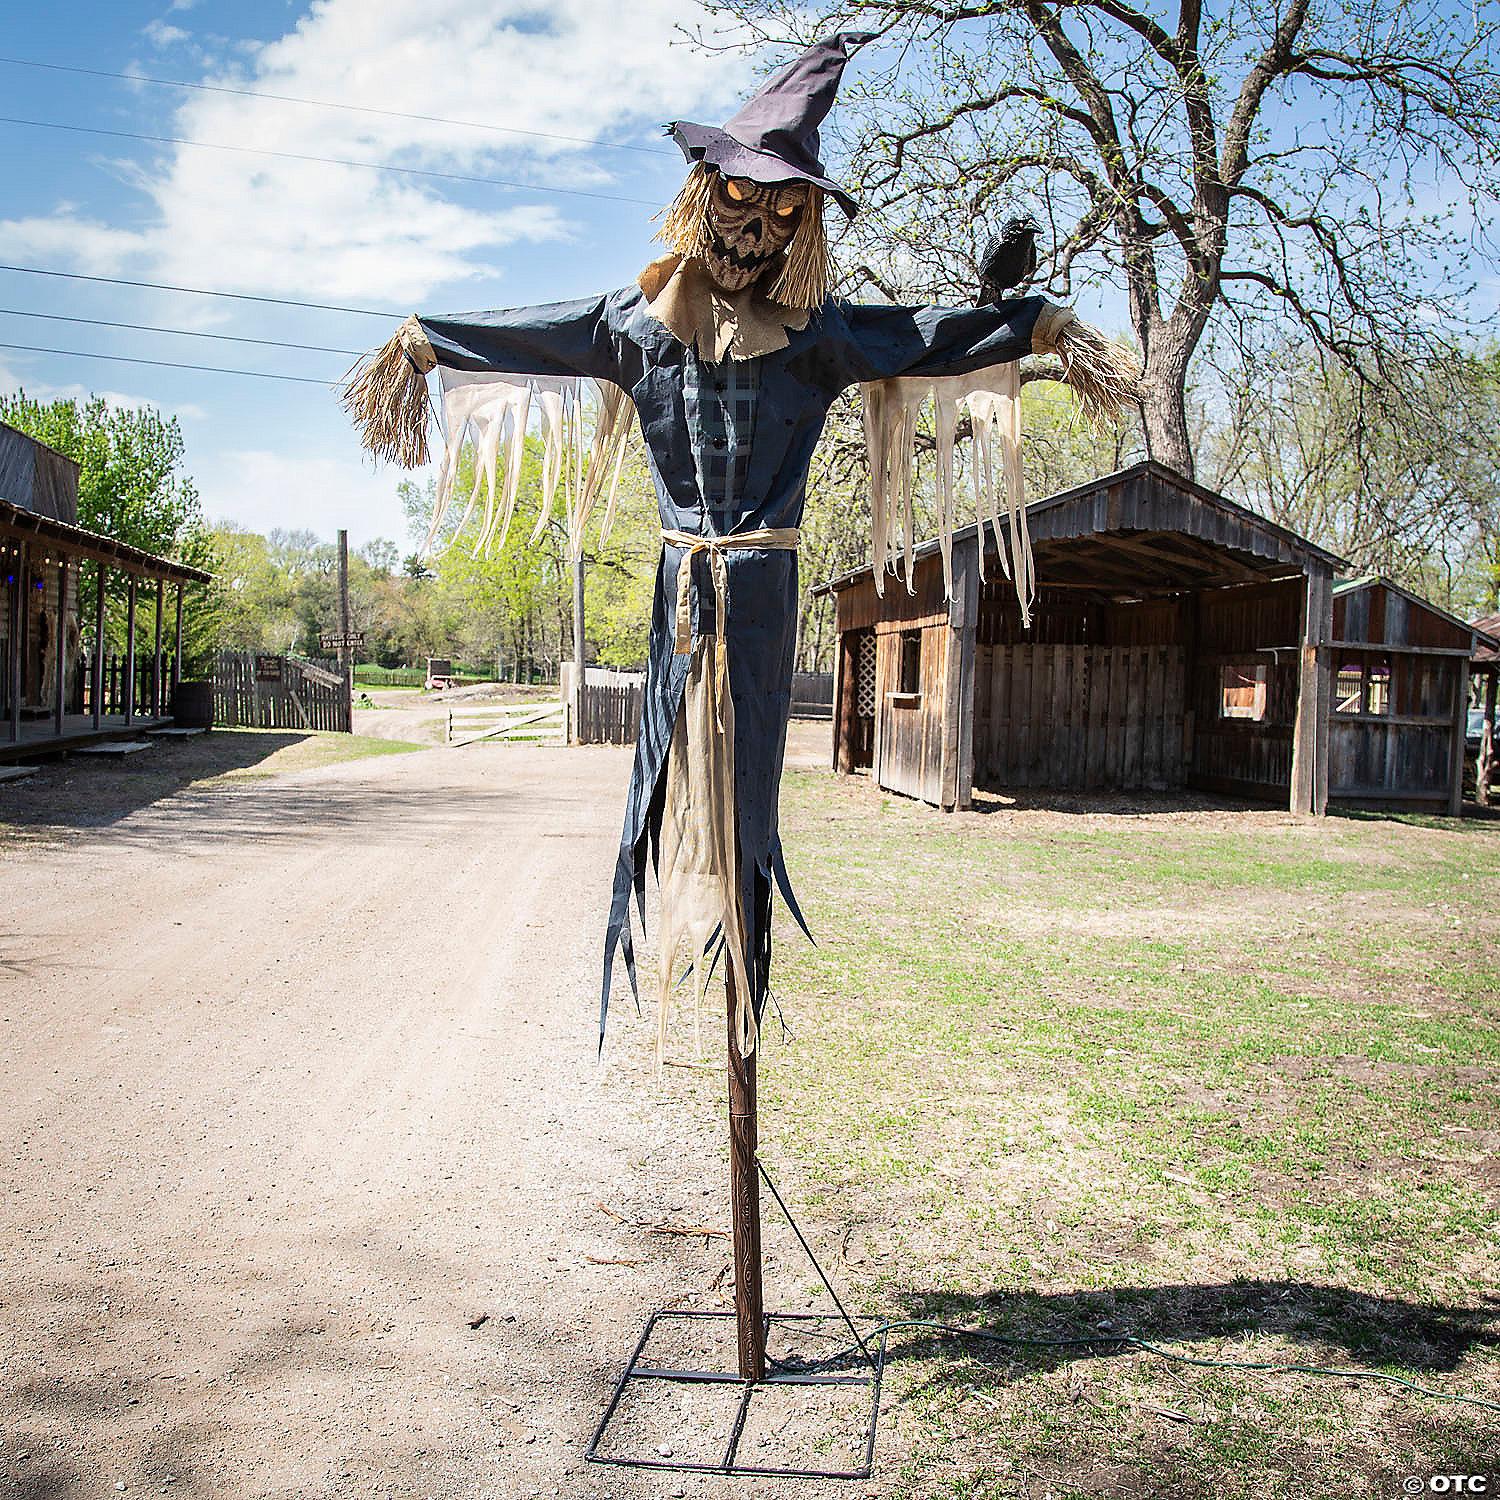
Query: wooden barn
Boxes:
[
  {"xmin": 2, "ymin": 420, "xmax": 212, "ymax": 760},
  {"xmin": 817, "ymin": 462, "xmax": 1488, "ymax": 816}
]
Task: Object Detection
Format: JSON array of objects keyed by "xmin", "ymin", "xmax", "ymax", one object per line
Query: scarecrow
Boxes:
[{"xmin": 344, "ymin": 33, "xmax": 1137, "ymax": 1063}]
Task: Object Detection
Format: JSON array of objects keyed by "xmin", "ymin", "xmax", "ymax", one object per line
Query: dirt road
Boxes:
[{"xmin": 1, "ymin": 734, "xmax": 864, "ymax": 1500}]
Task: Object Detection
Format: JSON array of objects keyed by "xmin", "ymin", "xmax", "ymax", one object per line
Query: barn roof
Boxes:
[{"xmin": 813, "ymin": 460, "xmax": 1349, "ymax": 600}]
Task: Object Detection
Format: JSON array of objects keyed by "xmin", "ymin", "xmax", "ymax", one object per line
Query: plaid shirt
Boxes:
[{"xmin": 683, "ymin": 350, "xmax": 759, "ymax": 521}]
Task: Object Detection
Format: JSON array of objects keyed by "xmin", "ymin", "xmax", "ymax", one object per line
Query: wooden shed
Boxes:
[
  {"xmin": 816, "ymin": 462, "xmax": 1487, "ymax": 817},
  {"xmin": 1326, "ymin": 577, "xmax": 1495, "ymax": 813},
  {"xmin": 2, "ymin": 420, "xmax": 212, "ymax": 760}
]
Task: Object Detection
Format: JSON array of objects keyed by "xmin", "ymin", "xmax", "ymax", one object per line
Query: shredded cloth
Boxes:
[
  {"xmin": 655, "ymin": 527, "xmax": 799, "ymax": 1059},
  {"xmin": 862, "ymin": 363, "xmax": 1030, "ymax": 621},
  {"xmin": 656, "ymin": 635, "xmax": 752, "ymax": 1061},
  {"xmin": 430, "ymin": 368, "xmax": 636, "ymax": 560}
]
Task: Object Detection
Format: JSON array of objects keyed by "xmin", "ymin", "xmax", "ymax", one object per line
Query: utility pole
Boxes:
[
  {"xmin": 338, "ymin": 529, "xmax": 353, "ymax": 726},
  {"xmin": 571, "ymin": 550, "xmax": 585, "ymax": 742}
]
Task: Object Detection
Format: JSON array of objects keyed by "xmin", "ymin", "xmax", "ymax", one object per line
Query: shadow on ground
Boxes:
[{"xmin": 879, "ymin": 1278, "xmax": 1500, "ymax": 1381}]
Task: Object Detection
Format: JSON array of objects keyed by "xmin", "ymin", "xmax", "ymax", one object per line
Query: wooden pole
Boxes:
[
  {"xmin": 9, "ymin": 541, "xmax": 25, "ymax": 742},
  {"xmin": 152, "ymin": 577, "xmax": 165, "ymax": 719},
  {"xmin": 1448, "ymin": 655, "xmax": 1471, "ymax": 818},
  {"xmin": 571, "ymin": 551, "xmax": 585, "ymax": 744},
  {"xmin": 338, "ymin": 529, "xmax": 353, "ymax": 732},
  {"xmin": 1478, "ymin": 673, "xmax": 1497, "ymax": 809},
  {"xmin": 173, "ymin": 581, "xmax": 184, "ymax": 700},
  {"xmin": 53, "ymin": 557, "xmax": 67, "ymax": 736},
  {"xmin": 725, "ymin": 961, "xmax": 766, "ymax": 1383},
  {"xmin": 92, "ymin": 560, "xmax": 106, "ymax": 729},
  {"xmin": 124, "ymin": 574, "xmax": 137, "ymax": 726}
]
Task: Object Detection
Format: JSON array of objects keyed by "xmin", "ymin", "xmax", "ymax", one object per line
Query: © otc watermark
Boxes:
[{"xmin": 1401, "ymin": 1479, "xmax": 1492, "ymax": 1496}]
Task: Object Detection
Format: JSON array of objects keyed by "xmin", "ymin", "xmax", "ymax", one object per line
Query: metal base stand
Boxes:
[{"xmin": 586, "ymin": 1161, "xmax": 888, "ymax": 1480}]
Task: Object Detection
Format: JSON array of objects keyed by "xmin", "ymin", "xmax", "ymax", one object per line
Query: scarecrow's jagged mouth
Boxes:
[{"xmin": 709, "ymin": 235, "xmax": 775, "ymax": 273}]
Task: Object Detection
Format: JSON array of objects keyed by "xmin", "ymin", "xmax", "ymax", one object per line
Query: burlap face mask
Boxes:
[{"xmin": 703, "ymin": 175, "xmax": 806, "ymax": 293}]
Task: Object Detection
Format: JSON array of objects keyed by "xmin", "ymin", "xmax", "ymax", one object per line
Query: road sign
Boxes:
[
  {"xmin": 254, "ymin": 655, "xmax": 282, "ymax": 682},
  {"xmin": 319, "ymin": 631, "xmax": 365, "ymax": 651}
]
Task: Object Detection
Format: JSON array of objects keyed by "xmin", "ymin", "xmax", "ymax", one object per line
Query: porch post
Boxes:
[
  {"xmin": 124, "ymin": 574, "xmax": 137, "ymax": 726},
  {"xmin": 153, "ymin": 578, "xmax": 164, "ymax": 719},
  {"xmin": 53, "ymin": 556, "xmax": 67, "ymax": 736},
  {"xmin": 7, "ymin": 539, "xmax": 24, "ymax": 743},
  {"xmin": 173, "ymin": 581, "xmax": 184, "ymax": 702},
  {"xmin": 93, "ymin": 560, "xmax": 106, "ymax": 729}
]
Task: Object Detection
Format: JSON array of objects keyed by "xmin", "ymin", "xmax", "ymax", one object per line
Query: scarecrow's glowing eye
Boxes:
[
  {"xmin": 774, "ymin": 201, "xmax": 798, "ymax": 218},
  {"xmin": 725, "ymin": 178, "xmax": 752, "ymax": 201}
]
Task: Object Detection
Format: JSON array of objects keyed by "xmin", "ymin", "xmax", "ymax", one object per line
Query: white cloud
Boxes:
[
  {"xmin": 200, "ymin": 445, "xmax": 413, "ymax": 545},
  {"xmin": 144, "ymin": 20, "xmax": 190, "ymax": 47},
  {"xmin": 4, "ymin": 0, "xmax": 752, "ymax": 305}
]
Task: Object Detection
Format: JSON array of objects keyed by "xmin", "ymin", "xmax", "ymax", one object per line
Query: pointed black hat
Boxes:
[{"xmin": 667, "ymin": 32, "xmax": 873, "ymax": 219}]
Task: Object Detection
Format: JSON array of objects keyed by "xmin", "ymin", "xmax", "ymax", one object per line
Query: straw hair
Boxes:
[
  {"xmin": 340, "ymin": 323, "xmax": 432, "ymax": 468},
  {"xmin": 656, "ymin": 163, "xmax": 830, "ymax": 311},
  {"xmin": 766, "ymin": 185, "xmax": 828, "ymax": 309},
  {"xmin": 657, "ymin": 163, "xmax": 716, "ymax": 259},
  {"xmin": 1051, "ymin": 318, "xmax": 1144, "ymax": 430}
]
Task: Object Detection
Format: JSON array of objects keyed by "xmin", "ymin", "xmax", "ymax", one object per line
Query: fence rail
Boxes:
[
  {"xmin": 213, "ymin": 650, "xmax": 351, "ymax": 732},
  {"xmin": 447, "ymin": 700, "xmax": 565, "ymax": 746}
]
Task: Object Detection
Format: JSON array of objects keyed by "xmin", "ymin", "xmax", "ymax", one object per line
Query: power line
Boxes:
[
  {"xmin": 0, "ymin": 263, "xmax": 402, "ymax": 318},
  {"xmin": 0, "ymin": 341, "xmax": 337, "ymax": 385},
  {"xmin": 0, "ymin": 114, "xmax": 663, "ymax": 206},
  {"xmin": 0, "ymin": 54, "xmax": 676, "ymax": 158},
  {"xmin": 0, "ymin": 307, "xmax": 362, "ymax": 355}
]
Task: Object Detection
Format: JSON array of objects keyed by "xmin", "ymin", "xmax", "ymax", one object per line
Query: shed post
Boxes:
[
  {"xmin": 831, "ymin": 598, "xmax": 849, "ymax": 773},
  {"xmin": 53, "ymin": 557, "xmax": 67, "ymax": 736},
  {"xmin": 124, "ymin": 574, "xmax": 137, "ymax": 726},
  {"xmin": 92, "ymin": 560, "xmax": 106, "ymax": 729},
  {"xmin": 8, "ymin": 539, "xmax": 25, "ymax": 743},
  {"xmin": 944, "ymin": 535, "xmax": 979, "ymax": 810},
  {"xmin": 1478, "ymin": 673, "xmax": 1497, "ymax": 808},
  {"xmin": 153, "ymin": 577, "xmax": 165, "ymax": 719},
  {"xmin": 1447, "ymin": 656, "xmax": 1471, "ymax": 817},
  {"xmin": 1290, "ymin": 564, "xmax": 1332, "ymax": 815}
]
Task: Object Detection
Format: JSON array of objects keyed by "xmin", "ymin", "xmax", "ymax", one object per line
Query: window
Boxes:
[
  {"xmin": 898, "ymin": 630, "xmax": 922, "ymax": 696},
  {"xmin": 1220, "ymin": 663, "xmax": 1267, "ymax": 721},
  {"xmin": 1334, "ymin": 655, "xmax": 1391, "ymax": 716},
  {"xmin": 1335, "ymin": 662, "xmax": 1364, "ymax": 714}
]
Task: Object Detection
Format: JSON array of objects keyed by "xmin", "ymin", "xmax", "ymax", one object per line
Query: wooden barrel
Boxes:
[{"xmin": 172, "ymin": 679, "xmax": 215, "ymax": 729}]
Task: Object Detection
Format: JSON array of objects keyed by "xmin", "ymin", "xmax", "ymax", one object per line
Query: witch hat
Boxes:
[{"xmin": 667, "ymin": 32, "xmax": 874, "ymax": 218}]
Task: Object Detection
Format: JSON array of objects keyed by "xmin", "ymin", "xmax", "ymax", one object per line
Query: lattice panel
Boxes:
[{"xmin": 855, "ymin": 633, "xmax": 877, "ymax": 718}]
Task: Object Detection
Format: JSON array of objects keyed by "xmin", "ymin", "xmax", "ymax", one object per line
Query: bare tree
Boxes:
[{"xmin": 703, "ymin": 0, "xmax": 1500, "ymax": 480}]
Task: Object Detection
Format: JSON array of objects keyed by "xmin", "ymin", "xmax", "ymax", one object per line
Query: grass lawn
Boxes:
[{"xmin": 679, "ymin": 771, "xmax": 1499, "ymax": 1498}]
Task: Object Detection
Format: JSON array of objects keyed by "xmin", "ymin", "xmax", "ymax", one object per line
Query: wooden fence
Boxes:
[
  {"xmin": 214, "ymin": 650, "xmax": 350, "ymax": 732},
  {"xmin": 447, "ymin": 700, "xmax": 565, "ymax": 746},
  {"xmin": 576, "ymin": 680, "xmax": 643, "ymax": 745}
]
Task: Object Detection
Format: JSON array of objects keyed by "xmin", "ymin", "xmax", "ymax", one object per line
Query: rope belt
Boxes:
[{"xmin": 660, "ymin": 527, "xmax": 801, "ymax": 659}]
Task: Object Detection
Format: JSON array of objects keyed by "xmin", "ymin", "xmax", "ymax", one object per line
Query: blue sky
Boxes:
[{"xmin": 0, "ymin": 0, "xmax": 762, "ymax": 549}]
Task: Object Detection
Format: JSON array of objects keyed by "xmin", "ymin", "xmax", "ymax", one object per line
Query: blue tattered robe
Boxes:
[{"xmin": 416, "ymin": 267, "xmax": 1048, "ymax": 1046}]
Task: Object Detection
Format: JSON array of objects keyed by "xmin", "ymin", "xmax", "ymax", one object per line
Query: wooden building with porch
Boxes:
[
  {"xmin": 1, "ymin": 420, "xmax": 211, "ymax": 761},
  {"xmin": 817, "ymin": 462, "xmax": 1486, "ymax": 817}
]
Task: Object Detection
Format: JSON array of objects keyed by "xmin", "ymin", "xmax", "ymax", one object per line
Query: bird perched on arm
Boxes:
[{"xmin": 978, "ymin": 214, "xmax": 1040, "ymax": 303}]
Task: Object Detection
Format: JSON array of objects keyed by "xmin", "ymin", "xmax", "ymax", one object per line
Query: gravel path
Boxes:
[{"xmin": 1, "ymin": 735, "xmax": 869, "ymax": 1500}]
